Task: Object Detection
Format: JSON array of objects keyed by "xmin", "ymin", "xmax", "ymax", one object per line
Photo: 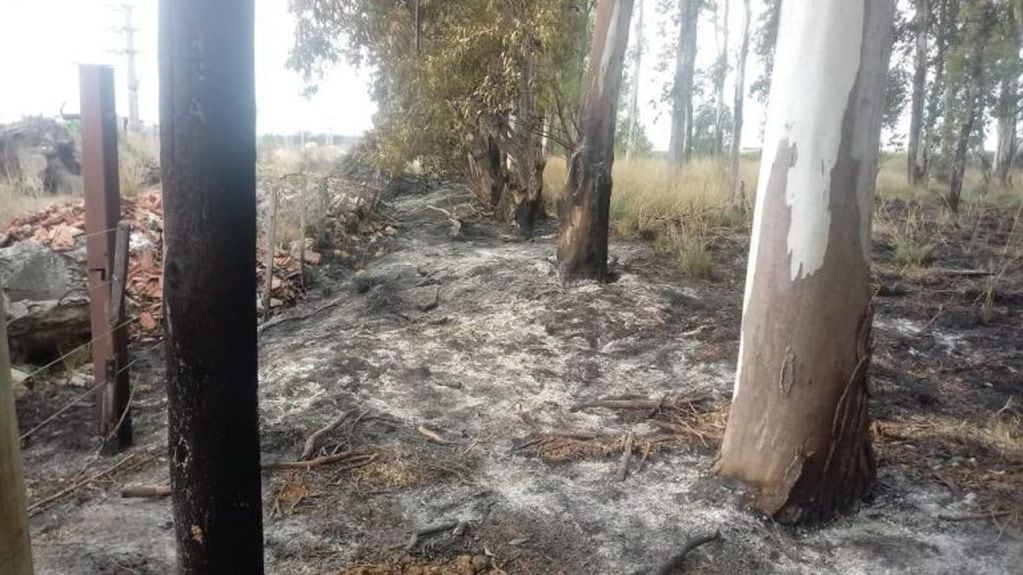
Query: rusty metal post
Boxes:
[{"xmin": 79, "ymin": 65, "xmax": 130, "ymax": 450}]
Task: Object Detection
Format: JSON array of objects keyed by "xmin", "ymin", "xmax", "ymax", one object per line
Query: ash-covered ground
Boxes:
[{"xmin": 18, "ymin": 182, "xmax": 1022, "ymax": 574}]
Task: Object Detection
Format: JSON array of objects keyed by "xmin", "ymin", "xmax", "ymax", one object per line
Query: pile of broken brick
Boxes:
[{"xmin": 1, "ymin": 190, "xmax": 320, "ymax": 340}]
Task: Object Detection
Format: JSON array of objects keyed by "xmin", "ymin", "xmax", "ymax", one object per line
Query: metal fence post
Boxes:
[{"xmin": 79, "ymin": 65, "xmax": 131, "ymax": 453}]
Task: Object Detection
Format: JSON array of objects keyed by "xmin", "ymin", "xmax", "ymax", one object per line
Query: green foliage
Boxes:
[
  {"xmin": 749, "ymin": 0, "xmax": 780, "ymax": 104},
  {"xmin": 690, "ymin": 102, "xmax": 731, "ymax": 157},
  {"xmin": 288, "ymin": 0, "xmax": 589, "ymax": 176},
  {"xmin": 615, "ymin": 113, "xmax": 654, "ymax": 157}
]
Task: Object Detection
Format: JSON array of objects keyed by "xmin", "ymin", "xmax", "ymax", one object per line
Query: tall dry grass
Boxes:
[{"xmin": 543, "ymin": 153, "xmax": 1023, "ymax": 277}]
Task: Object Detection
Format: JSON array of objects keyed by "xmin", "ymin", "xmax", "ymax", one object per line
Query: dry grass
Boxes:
[
  {"xmin": 0, "ymin": 175, "xmax": 77, "ymax": 228},
  {"xmin": 118, "ymin": 133, "xmax": 160, "ymax": 197},
  {"xmin": 542, "ymin": 153, "xmax": 1023, "ymax": 279},
  {"xmin": 875, "ymin": 410, "xmax": 1023, "ymax": 521},
  {"xmin": 543, "ymin": 156, "xmax": 756, "ymax": 278}
]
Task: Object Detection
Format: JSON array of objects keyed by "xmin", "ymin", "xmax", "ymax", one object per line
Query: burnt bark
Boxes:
[
  {"xmin": 557, "ymin": 0, "xmax": 635, "ymax": 281},
  {"xmin": 466, "ymin": 37, "xmax": 546, "ymax": 238},
  {"xmin": 715, "ymin": 0, "xmax": 894, "ymax": 524},
  {"xmin": 907, "ymin": 0, "xmax": 929, "ymax": 185},
  {"xmin": 159, "ymin": 0, "xmax": 265, "ymax": 571},
  {"xmin": 668, "ymin": 0, "xmax": 700, "ymax": 164}
]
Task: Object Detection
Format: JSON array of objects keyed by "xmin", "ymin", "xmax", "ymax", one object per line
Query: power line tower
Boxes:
[{"xmin": 111, "ymin": 2, "xmax": 141, "ymax": 133}]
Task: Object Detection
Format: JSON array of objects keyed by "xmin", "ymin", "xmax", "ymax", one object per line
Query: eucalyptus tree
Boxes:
[
  {"xmin": 289, "ymin": 0, "xmax": 587, "ymax": 236},
  {"xmin": 715, "ymin": 0, "xmax": 894, "ymax": 524}
]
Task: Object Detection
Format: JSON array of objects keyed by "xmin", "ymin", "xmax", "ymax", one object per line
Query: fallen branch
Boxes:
[
  {"xmin": 515, "ymin": 430, "xmax": 601, "ymax": 451},
  {"xmin": 652, "ymin": 531, "xmax": 722, "ymax": 575},
  {"xmin": 301, "ymin": 412, "xmax": 350, "ymax": 460},
  {"xmin": 571, "ymin": 395, "xmax": 711, "ymax": 413},
  {"xmin": 617, "ymin": 433, "xmax": 635, "ymax": 481},
  {"xmin": 928, "ymin": 268, "xmax": 994, "ymax": 277},
  {"xmin": 405, "ymin": 520, "xmax": 461, "ymax": 552},
  {"xmin": 121, "ymin": 484, "xmax": 172, "ymax": 498},
  {"xmin": 263, "ymin": 450, "xmax": 365, "ymax": 471}
]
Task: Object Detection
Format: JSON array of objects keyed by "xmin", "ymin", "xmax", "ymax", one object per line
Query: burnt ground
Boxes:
[{"xmin": 15, "ymin": 182, "xmax": 1023, "ymax": 574}]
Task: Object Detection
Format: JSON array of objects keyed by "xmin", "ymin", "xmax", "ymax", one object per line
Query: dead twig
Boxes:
[
  {"xmin": 617, "ymin": 433, "xmax": 635, "ymax": 481},
  {"xmin": 301, "ymin": 412, "xmax": 351, "ymax": 460},
  {"xmin": 416, "ymin": 425, "xmax": 450, "ymax": 445},
  {"xmin": 652, "ymin": 531, "xmax": 722, "ymax": 575},
  {"xmin": 121, "ymin": 484, "xmax": 172, "ymax": 498}
]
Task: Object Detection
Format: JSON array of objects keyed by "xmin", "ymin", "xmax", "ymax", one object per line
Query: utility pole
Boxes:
[
  {"xmin": 112, "ymin": 3, "xmax": 141, "ymax": 133},
  {"xmin": 0, "ymin": 292, "xmax": 34, "ymax": 575},
  {"xmin": 625, "ymin": 0, "xmax": 644, "ymax": 161},
  {"xmin": 159, "ymin": 0, "xmax": 264, "ymax": 571}
]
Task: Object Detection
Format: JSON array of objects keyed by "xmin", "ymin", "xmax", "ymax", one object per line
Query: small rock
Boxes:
[{"xmin": 10, "ymin": 367, "xmax": 29, "ymax": 400}]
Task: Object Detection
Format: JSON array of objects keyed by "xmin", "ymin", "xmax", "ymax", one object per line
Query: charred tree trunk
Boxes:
[
  {"xmin": 730, "ymin": 0, "xmax": 751, "ymax": 206},
  {"xmin": 159, "ymin": 0, "xmax": 265, "ymax": 571},
  {"xmin": 715, "ymin": 0, "xmax": 894, "ymax": 525},
  {"xmin": 668, "ymin": 0, "xmax": 700, "ymax": 164},
  {"xmin": 505, "ymin": 36, "xmax": 546, "ymax": 237},
  {"xmin": 557, "ymin": 0, "xmax": 634, "ymax": 281},
  {"xmin": 0, "ymin": 295, "xmax": 33, "ymax": 575},
  {"xmin": 907, "ymin": 0, "xmax": 929, "ymax": 185},
  {"xmin": 468, "ymin": 134, "xmax": 508, "ymax": 210}
]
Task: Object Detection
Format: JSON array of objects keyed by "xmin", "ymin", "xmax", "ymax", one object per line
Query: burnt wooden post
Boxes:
[
  {"xmin": 159, "ymin": 0, "xmax": 265, "ymax": 571},
  {"xmin": 0, "ymin": 292, "xmax": 34, "ymax": 574},
  {"xmin": 80, "ymin": 64, "xmax": 131, "ymax": 451}
]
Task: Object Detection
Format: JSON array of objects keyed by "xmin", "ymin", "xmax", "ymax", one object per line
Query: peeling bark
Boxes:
[
  {"xmin": 557, "ymin": 0, "xmax": 634, "ymax": 281},
  {"xmin": 715, "ymin": 0, "xmax": 894, "ymax": 525}
]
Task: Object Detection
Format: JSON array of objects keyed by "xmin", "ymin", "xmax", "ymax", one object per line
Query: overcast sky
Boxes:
[{"xmin": 0, "ymin": 0, "xmax": 772, "ymax": 151}]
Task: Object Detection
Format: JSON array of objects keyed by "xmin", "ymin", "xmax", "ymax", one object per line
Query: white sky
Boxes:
[
  {"xmin": 0, "ymin": 0, "xmax": 376, "ymax": 136},
  {"xmin": 0, "ymin": 0, "xmax": 884, "ymax": 151}
]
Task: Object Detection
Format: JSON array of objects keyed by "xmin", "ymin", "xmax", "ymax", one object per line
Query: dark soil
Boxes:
[{"xmin": 15, "ymin": 184, "xmax": 1023, "ymax": 574}]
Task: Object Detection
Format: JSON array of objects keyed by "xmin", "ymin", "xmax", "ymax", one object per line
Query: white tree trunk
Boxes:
[
  {"xmin": 716, "ymin": 0, "xmax": 894, "ymax": 524},
  {"xmin": 730, "ymin": 0, "xmax": 751, "ymax": 204},
  {"xmin": 625, "ymin": 0, "xmax": 645, "ymax": 161}
]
